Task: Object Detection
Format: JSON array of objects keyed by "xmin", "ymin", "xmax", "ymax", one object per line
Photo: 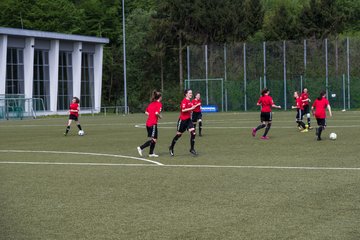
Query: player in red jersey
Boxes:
[
  {"xmin": 191, "ymin": 92, "xmax": 203, "ymax": 136},
  {"xmin": 291, "ymin": 91, "xmax": 308, "ymax": 132},
  {"xmin": 64, "ymin": 97, "xmax": 83, "ymax": 136},
  {"xmin": 169, "ymin": 89, "xmax": 201, "ymax": 156},
  {"xmin": 311, "ymin": 90, "xmax": 332, "ymax": 141},
  {"xmin": 252, "ymin": 88, "xmax": 281, "ymax": 140},
  {"xmin": 137, "ymin": 91, "xmax": 162, "ymax": 157},
  {"xmin": 300, "ymin": 88, "xmax": 312, "ymax": 129}
]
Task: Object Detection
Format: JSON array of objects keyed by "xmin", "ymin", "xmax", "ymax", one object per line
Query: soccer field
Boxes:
[{"xmin": 1, "ymin": 111, "xmax": 360, "ymax": 239}]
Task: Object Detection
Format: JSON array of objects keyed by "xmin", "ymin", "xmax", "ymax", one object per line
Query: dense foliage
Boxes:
[{"xmin": 0, "ymin": 0, "xmax": 359, "ymax": 111}]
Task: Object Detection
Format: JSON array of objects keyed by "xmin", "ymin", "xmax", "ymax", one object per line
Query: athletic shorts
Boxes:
[
  {"xmin": 192, "ymin": 112, "xmax": 202, "ymax": 122},
  {"xmin": 146, "ymin": 125, "xmax": 158, "ymax": 139},
  {"xmin": 296, "ymin": 109, "xmax": 304, "ymax": 121},
  {"xmin": 316, "ymin": 118, "xmax": 326, "ymax": 127},
  {"xmin": 177, "ymin": 118, "xmax": 194, "ymax": 133},
  {"xmin": 69, "ymin": 114, "xmax": 78, "ymax": 121},
  {"xmin": 303, "ymin": 105, "xmax": 310, "ymax": 115},
  {"xmin": 260, "ymin": 112, "xmax": 272, "ymax": 122}
]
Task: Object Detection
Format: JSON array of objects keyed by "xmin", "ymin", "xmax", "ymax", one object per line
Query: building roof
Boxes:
[{"xmin": 0, "ymin": 27, "xmax": 109, "ymax": 44}]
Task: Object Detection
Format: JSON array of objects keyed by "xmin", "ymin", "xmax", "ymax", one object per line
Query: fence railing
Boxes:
[
  {"xmin": 0, "ymin": 97, "xmax": 45, "ymax": 120},
  {"xmin": 100, "ymin": 106, "xmax": 130, "ymax": 116},
  {"xmin": 186, "ymin": 37, "xmax": 360, "ymax": 111}
]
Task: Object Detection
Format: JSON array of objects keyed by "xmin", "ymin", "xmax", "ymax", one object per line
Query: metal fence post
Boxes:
[
  {"xmin": 244, "ymin": 43, "xmax": 247, "ymax": 111},
  {"xmin": 187, "ymin": 46, "xmax": 190, "ymax": 89},
  {"xmin": 342, "ymin": 74, "xmax": 346, "ymax": 110},
  {"xmin": 224, "ymin": 44, "xmax": 227, "ymax": 112},
  {"xmin": 325, "ymin": 38, "xmax": 329, "ymax": 98},
  {"xmin": 263, "ymin": 41, "xmax": 267, "ymax": 88},
  {"xmin": 347, "ymin": 37, "xmax": 350, "ymax": 109},
  {"xmin": 205, "ymin": 44, "xmax": 209, "ymax": 105},
  {"xmin": 304, "ymin": 40, "xmax": 307, "ymax": 86},
  {"xmin": 304, "ymin": 39, "xmax": 307, "ymax": 72},
  {"xmin": 283, "ymin": 40, "xmax": 287, "ymax": 110}
]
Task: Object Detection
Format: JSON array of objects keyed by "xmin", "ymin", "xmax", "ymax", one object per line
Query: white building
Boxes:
[{"xmin": 0, "ymin": 27, "xmax": 109, "ymax": 115}]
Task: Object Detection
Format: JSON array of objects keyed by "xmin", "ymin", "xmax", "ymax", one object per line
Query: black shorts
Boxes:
[
  {"xmin": 296, "ymin": 109, "xmax": 304, "ymax": 121},
  {"xmin": 147, "ymin": 125, "xmax": 158, "ymax": 139},
  {"xmin": 177, "ymin": 118, "xmax": 194, "ymax": 133},
  {"xmin": 316, "ymin": 118, "xmax": 326, "ymax": 127},
  {"xmin": 260, "ymin": 112, "xmax": 272, "ymax": 122},
  {"xmin": 192, "ymin": 112, "xmax": 202, "ymax": 122},
  {"xmin": 69, "ymin": 114, "xmax": 78, "ymax": 121},
  {"xmin": 303, "ymin": 105, "xmax": 310, "ymax": 114}
]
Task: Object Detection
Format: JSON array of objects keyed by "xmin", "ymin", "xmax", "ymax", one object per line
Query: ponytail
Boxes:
[
  {"xmin": 317, "ymin": 90, "xmax": 326, "ymax": 101},
  {"xmin": 151, "ymin": 90, "xmax": 162, "ymax": 102}
]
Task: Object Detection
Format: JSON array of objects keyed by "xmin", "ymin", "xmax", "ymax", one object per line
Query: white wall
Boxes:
[
  {"xmin": 24, "ymin": 37, "xmax": 35, "ymax": 99},
  {"xmin": 72, "ymin": 42, "xmax": 82, "ymax": 100},
  {"xmin": 49, "ymin": 40, "xmax": 59, "ymax": 112},
  {"xmin": 0, "ymin": 35, "xmax": 8, "ymax": 95},
  {"xmin": 94, "ymin": 44, "xmax": 104, "ymax": 113}
]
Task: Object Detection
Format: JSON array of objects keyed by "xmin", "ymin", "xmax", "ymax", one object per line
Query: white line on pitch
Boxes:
[
  {"xmin": 163, "ymin": 164, "xmax": 360, "ymax": 171},
  {"xmin": 135, "ymin": 125, "xmax": 360, "ymax": 129},
  {"xmin": 0, "ymin": 150, "xmax": 163, "ymax": 166},
  {"xmin": 1, "ymin": 161, "xmax": 360, "ymax": 171},
  {"xmin": 0, "ymin": 161, "xmax": 153, "ymax": 167}
]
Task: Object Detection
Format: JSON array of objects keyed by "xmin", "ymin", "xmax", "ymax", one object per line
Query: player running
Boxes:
[
  {"xmin": 137, "ymin": 91, "xmax": 162, "ymax": 157},
  {"xmin": 311, "ymin": 90, "xmax": 332, "ymax": 141},
  {"xmin": 191, "ymin": 92, "xmax": 203, "ymax": 136},
  {"xmin": 301, "ymin": 88, "xmax": 312, "ymax": 129},
  {"xmin": 169, "ymin": 89, "xmax": 201, "ymax": 156},
  {"xmin": 252, "ymin": 88, "xmax": 281, "ymax": 140},
  {"xmin": 292, "ymin": 91, "xmax": 308, "ymax": 132},
  {"xmin": 64, "ymin": 97, "xmax": 83, "ymax": 136}
]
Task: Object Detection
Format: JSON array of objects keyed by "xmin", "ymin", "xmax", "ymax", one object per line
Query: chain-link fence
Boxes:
[{"xmin": 186, "ymin": 37, "xmax": 359, "ymax": 111}]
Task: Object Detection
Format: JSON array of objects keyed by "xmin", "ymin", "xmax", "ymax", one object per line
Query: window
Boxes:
[
  {"xmin": 58, "ymin": 52, "xmax": 73, "ymax": 110},
  {"xmin": 81, "ymin": 53, "xmax": 94, "ymax": 110},
  {"xmin": 6, "ymin": 48, "xmax": 24, "ymax": 95},
  {"xmin": 33, "ymin": 50, "xmax": 50, "ymax": 111}
]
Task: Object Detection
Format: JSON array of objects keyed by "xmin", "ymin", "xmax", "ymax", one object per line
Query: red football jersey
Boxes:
[
  {"xmin": 312, "ymin": 97, "xmax": 329, "ymax": 119},
  {"xmin": 179, "ymin": 98, "xmax": 193, "ymax": 120},
  {"xmin": 192, "ymin": 98, "xmax": 202, "ymax": 113},
  {"xmin": 301, "ymin": 92, "xmax": 310, "ymax": 106},
  {"xmin": 146, "ymin": 101, "xmax": 162, "ymax": 127},
  {"xmin": 257, "ymin": 95, "xmax": 274, "ymax": 112},
  {"xmin": 295, "ymin": 97, "xmax": 304, "ymax": 110},
  {"xmin": 69, "ymin": 103, "xmax": 79, "ymax": 117}
]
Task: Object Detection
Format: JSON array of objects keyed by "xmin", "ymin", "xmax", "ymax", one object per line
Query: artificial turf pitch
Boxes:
[{"xmin": 1, "ymin": 111, "xmax": 360, "ymax": 239}]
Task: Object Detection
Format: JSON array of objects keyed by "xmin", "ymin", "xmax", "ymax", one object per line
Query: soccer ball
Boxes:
[
  {"xmin": 78, "ymin": 130, "xmax": 85, "ymax": 136},
  {"xmin": 329, "ymin": 132, "xmax": 337, "ymax": 140}
]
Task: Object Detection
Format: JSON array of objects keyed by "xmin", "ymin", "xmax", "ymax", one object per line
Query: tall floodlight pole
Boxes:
[
  {"xmin": 122, "ymin": 0, "xmax": 128, "ymax": 114},
  {"xmin": 205, "ymin": 45, "xmax": 209, "ymax": 105}
]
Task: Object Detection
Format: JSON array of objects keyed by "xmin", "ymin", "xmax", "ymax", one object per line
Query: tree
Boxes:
[
  {"xmin": 264, "ymin": 4, "xmax": 299, "ymax": 40},
  {"xmin": 243, "ymin": 0, "xmax": 264, "ymax": 39},
  {"xmin": 0, "ymin": 0, "xmax": 84, "ymax": 33},
  {"xmin": 299, "ymin": 0, "xmax": 345, "ymax": 39}
]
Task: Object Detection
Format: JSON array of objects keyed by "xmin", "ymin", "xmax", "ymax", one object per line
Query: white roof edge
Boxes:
[{"xmin": 0, "ymin": 27, "xmax": 109, "ymax": 44}]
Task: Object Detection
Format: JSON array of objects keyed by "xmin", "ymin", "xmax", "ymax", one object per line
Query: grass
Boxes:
[{"xmin": 1, "ymin": 111, "xmax": 360, "ymax": 239}]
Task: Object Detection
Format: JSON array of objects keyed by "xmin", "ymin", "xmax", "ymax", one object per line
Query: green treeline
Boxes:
[{"xmin": 1, "ymin": 0, "xmax": 359, "ymax": 111}]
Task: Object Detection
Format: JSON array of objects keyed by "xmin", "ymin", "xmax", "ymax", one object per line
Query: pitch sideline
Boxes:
[
  {"xmin": 0, "ymin": 150, "xmax": 163, "ymax": 166},
  {"xmin": 1, "ymin": 150, "xmax": 360, "ymax": 171}
]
